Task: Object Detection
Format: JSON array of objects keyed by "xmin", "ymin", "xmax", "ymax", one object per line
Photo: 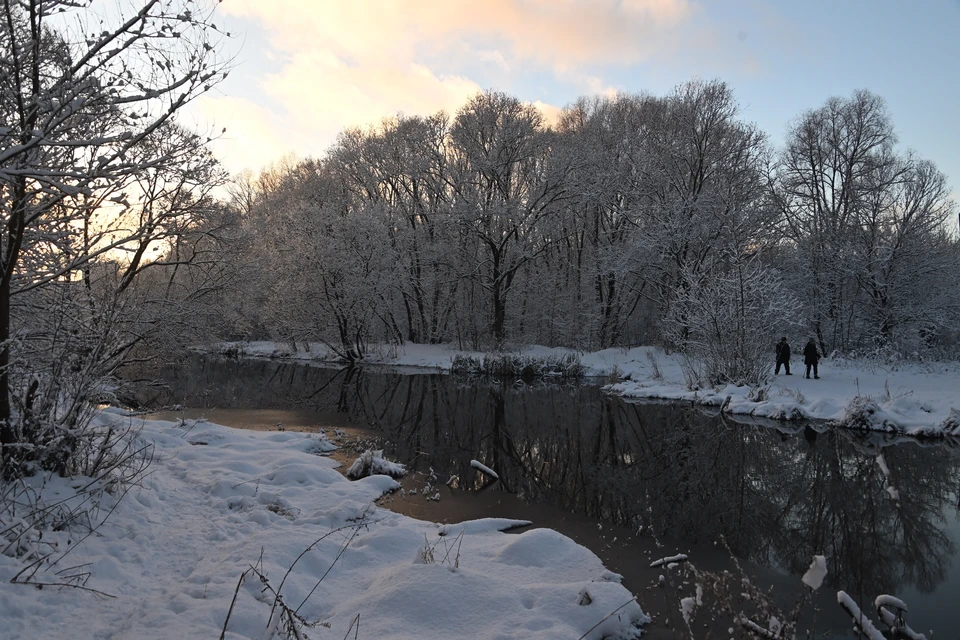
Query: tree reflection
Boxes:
[{"xmin": 130, "ymin": 355, "xmax": 960, "ymax": 599}]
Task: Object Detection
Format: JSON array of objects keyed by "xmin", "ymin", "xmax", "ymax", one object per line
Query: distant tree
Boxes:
[
  {"xmin": 226, "ymin": 169, "xmax": 259, "ymax": 217},
  {"xmin": 222, "ymin": 84, "xmax": 959, "ymax": 364},
  {"xmin": 667, "ymin": 258, "xmax": 800, "ymax": 386},
  {"xmin": 773, "ymin": 90, "xmax": 959, "ymax": 354},
  {"xmin": 772, "ymin": 91, "xmax": 895, "ymax": 352},
  {"xmin": 329, "ymin": 115, "xmax": 459, "ymax": 344},
  {"xmin": 448, "ymin": 91, "xmax": 569, "ymax": 344},
  {"xmin": 553, "ymin": 93, "xmax": 658, "ymax": 348},
  {"xmin": 851, "ymin": 154, "xmax": 959, "ymax": 351}
]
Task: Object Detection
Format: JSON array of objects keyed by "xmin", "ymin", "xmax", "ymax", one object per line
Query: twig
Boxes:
[
  {"xmin": 341, "ymin": 613, "xmax": 360, "ymax": 640},
  {"xmin": 294, "ymin": 524, "xmax": 364, "ymax": 614},
  {"xmin": 219, "ymin": 568, "xmax": 250, "ymax": 640},
  {"xmin": 8, "ymin": 579, "xmax": 116, "ymax": 599},
  {"xmin": 439, "ymin": 529, "xmax": 464, "ymax": 566}
]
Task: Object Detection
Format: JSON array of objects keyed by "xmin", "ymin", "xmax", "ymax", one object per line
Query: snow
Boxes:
[
  {"xmin": 875, "ymin": 595, "xmax": 928, "ymax": 640},
  {"xmin": 438, "ymin": 518, "xmax": 532, "ymax": 537},
  {"xmin": 0, "ymin": 411, "xmax": 648, "ymax": 639},
  {"xmin": 801, "ymin": 555, "xmax": 827, "ymax": 590},
  {"xmin": 875, "ymin": 594, "xmax": 907, "ymax": 611},
  {"xmin": 211, "ymin": 341, "xmax": 960, "ymax": 435}
]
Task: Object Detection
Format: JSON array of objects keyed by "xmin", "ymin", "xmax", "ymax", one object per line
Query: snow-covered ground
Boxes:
[
  {"xmin": 0, "ymin": 409, "xmax": 648, "ymax": 639},
  {"xmin": 215, "ymin": 341, "xmax": 960, "ymax": 436}
]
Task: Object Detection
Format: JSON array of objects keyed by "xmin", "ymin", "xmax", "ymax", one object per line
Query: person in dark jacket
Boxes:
[
  {"xmin": 775, "ymin": 337, "xmax": 792, "ymax": 375},
  {"xmin": 803, "ymin": 337, "xmax": 821, "ymax": 379}
]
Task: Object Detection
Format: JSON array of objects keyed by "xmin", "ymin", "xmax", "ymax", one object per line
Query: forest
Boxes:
[{"xmin": 218, "ymin": 84, "xmax": 959, "ymax": 376}]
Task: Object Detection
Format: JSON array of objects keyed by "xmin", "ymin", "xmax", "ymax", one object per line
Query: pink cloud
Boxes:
[{"xmin": 224, "ymin": 0, "xmax": 694, "ymax": 68}]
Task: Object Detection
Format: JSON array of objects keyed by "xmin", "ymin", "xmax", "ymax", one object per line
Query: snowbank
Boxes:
[
  {"xmin": 607, "ymin": 354, "xmax": 960, "ymax": 437},
  {"xmin": 0, "ymin": 411, "xmax": 648, "ymax": 640}
]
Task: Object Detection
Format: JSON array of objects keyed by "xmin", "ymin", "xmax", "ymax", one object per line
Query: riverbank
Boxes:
[
  {"xmin": 0, "ymin": 409, "xmax": 648, "ymax": 639},
  {"xmin": 213, "ymin": 341, "xmax": 960, "ymax": 436}
]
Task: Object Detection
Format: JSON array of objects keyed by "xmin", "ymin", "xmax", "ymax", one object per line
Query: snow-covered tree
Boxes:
[
  {"xmin": 773, "ymin": 90, "xmax": 959, "ymax": 355},
  {"xmin": 0, "ymin": 0, "xmax": 228, "ymax": 468},
  {"xmin": 328, "ymin": 115, "xmax": 460, "ymax": 344},
  {"xmin": 666, "ymin": 259, "xmax": 800, "ymax": 386},
  {"xmin": 223, "ymin": 84, "xmax": 958, "ymax": 363},
  {"xmin": 552, "ymin": 93, "xmax": 658, "ymax": 348},
  {"xmin": 772, "ymin": 91, "xmax": 895, "ymax": 353},
  {"xmin": 448, "ymin": 91, "xmax": 570, "ymax": 345},
  {"xmin": 635, "ymin": 80, "xmax": 773, "ymax": 342}
]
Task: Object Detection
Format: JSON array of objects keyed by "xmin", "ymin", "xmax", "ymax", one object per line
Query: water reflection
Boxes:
[{"xmin": 128, "ymin": 355, "xmax": 960, "ymax": 604}]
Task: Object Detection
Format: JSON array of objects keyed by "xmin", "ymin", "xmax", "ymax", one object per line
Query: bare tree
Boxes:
[
  {"xmin": 634, "ymin": 80, "xmax": 773, "ymax": 344},
  {"xmin": 449, "ymin": 91, "xmax": 569, "ymax": 344},
  {"xmin": 772, "ymin": 90, "xmax": 896, "ymax": 352},
  {"xmin": 223, "ymin": 84, "xmax": 959, "ymax": 362},
  {"xmin": 329, "ymin": 115, "xmax": 459, "ymax": 344},
  {"xmin": 0, "ymin": 0, "xmax": 229, "ymax": 463},
  {"xmin": 774, "ymin": 90, "xmax": 959, "ymax": 354}
]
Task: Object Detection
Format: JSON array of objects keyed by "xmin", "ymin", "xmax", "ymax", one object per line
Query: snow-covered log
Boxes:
[
  {"xmin": 346, "ymin": 450, "xmax": 406, "ymax": 479},
  {"xmin": 837, "ymin": 591, "xmax": 886, "ymax": 640},
  {"xmin": 470, "ymin": 460, "xmax": 499, "ymax": 479},
  {"xmin": 649, "ymin": 553, "xmax": 688, "ymax": 568},
  {"xmin": 875, "ymin": 595, "xmax": 927, "ymax": 640}
]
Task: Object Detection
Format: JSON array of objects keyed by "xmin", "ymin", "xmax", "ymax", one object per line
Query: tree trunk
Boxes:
[
  {"xmin": 492, "ymin": 284, "xmax": 506, "ymax": 344},
  {"xmin": 0, "ymin": 275, "xmax": 12, "ymax": 447}
]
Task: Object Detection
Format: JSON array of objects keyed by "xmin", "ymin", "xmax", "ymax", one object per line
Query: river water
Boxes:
[{"xmin": 128, "ymin": 354, "xmax": 960, "ymax": 638}]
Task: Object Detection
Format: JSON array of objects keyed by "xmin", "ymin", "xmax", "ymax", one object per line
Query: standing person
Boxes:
[
  {"xmin": 803, "ymin": 338, "xmax": 821, "ymax": 379},
  {"xmin": 775, "ymin": 337, "xmax": 792, "ymax": 375}
]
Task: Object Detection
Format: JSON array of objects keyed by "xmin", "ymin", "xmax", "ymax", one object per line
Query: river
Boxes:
[{"xmin": 128, "ymin": 354, "xmax": 960, "ymax": 638}]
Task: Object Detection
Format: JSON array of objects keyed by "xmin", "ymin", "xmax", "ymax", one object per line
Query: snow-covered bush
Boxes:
[
  {"xmin": 345, "ymin": 449, "xmax": 406, "ymax": 479},
  {"xmin": 667, "ymin": 263, "xmax": 800, "ymax": 387},
  {"xmin": 450, "ymin": 353, "xmax": 584, "ymax": 380},
  {"xmin": 0, "ymin": 418, "xmax": 153, "ymax": 586},
  {"xmin": 941, "ymin": 409, "xmax": 960, "ymax": 437}
]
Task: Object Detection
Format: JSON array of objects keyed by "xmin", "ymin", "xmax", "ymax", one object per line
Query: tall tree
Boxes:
[
  {"xmin": 329, "ymin": 115, "xmax": 458, "ymax": 344},
  {"xmin": 637, "ymin": 80, "xmax": 772, "ymax": 342},
  {"xmin": 774, "ymin": 90, "xmax": 959, "ymax": 353},
  {"xmin": 449, "ymin": 91, "xmax": 569, "ymax": 344},
  {"xmin": 0, "ymin": 0, "xmax": 228, "ymax": 451},
  {"xmin": 772, "ymin": 90, "xmax": 895, "ymax": 352}
]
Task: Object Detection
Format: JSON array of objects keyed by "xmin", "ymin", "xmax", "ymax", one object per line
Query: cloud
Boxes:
[
  {"xmin": 198, "ymin": 0, "xmax": 696, "ymax": 171},
  {"xmin": 531, "ymin": 100, "xmax": 563, "ymax": 127},
  {"xmin": 261, "ymin": 52, "xmax": 482, "ymax": 142},
  {"xmin": 224, "ymin": 0, "xmax": 693, "ymax": 67}
]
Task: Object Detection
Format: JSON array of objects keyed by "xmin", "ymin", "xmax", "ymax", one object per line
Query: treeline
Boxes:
[{"xmin": 215, "ymin": 81, "xmax": 959, "ymax": 381}]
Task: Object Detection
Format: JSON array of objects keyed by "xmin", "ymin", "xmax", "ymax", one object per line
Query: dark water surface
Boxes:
[{"xmin": 128, "ymin": 355, "xmax": 960, "ymax": 638}]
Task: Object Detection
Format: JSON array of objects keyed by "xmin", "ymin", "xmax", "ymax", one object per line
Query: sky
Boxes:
[{"xmin": 186, "ymin": 0, "xmax": 960, "ymax": 202}]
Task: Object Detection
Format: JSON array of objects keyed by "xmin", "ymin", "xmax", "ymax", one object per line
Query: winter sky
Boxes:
[{"xmin": 189, "ymin": 0, "xmax": 960, "ymax": 203}]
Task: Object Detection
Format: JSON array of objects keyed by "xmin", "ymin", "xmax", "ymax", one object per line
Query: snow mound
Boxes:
[
  {"xmin": 0, "ymin": 413, "xmax": 645, "ymax": 640},
  {"xmin": 438, "ymin": 518, "xmax": 532, "ymax": 536}
]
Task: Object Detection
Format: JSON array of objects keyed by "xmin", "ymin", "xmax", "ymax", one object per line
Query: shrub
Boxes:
[{"xmin": 450, "ymin": 353, "xmax": 585, "ymax": 381}]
